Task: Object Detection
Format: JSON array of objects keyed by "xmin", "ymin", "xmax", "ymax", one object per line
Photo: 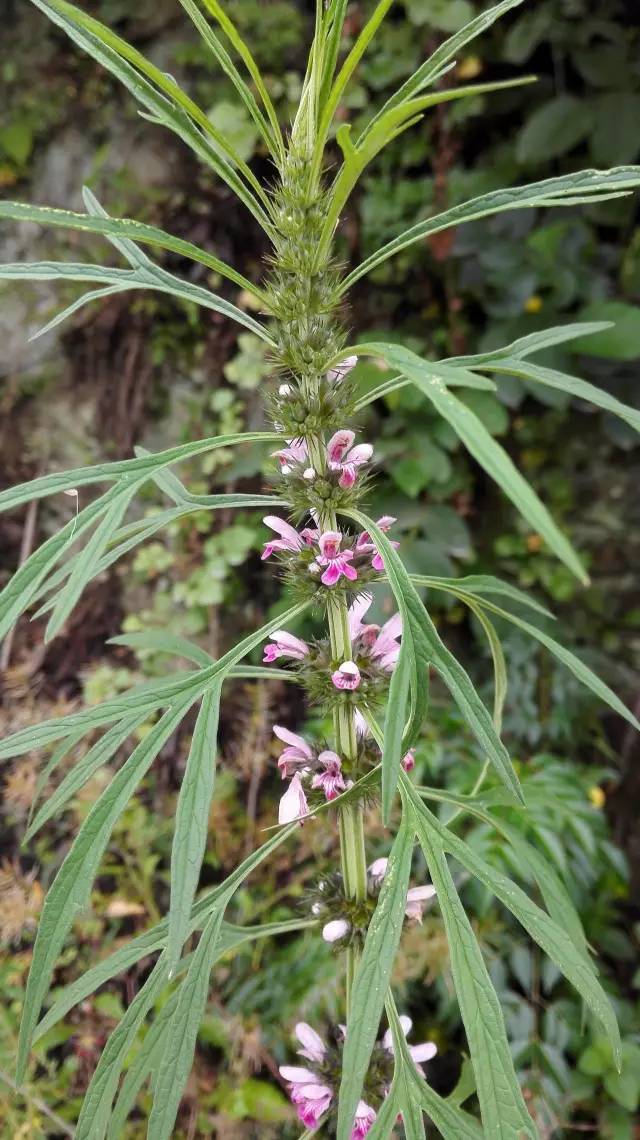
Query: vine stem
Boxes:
[{"xmin": 307, "ymin": 436, "xmax": 368, "ymax": 1012}]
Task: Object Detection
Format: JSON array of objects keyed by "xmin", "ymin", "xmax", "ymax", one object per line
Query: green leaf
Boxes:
[
  {"xmin": 148, "ymin": 905, "xmax": 226, "ymax": 1140},
  {"xmin": 361, "ymin": 0, "xmax": 526, "ymax": 142},
  {"xmin": 29, "ymin": 0, "xmax": 273, "ymax": 230},
  {"xmin": 405, "ymin": 779, "xmax": 621, "ymax": 1066},
  {"xmin": 347, "ymin": 511, "xmax": 523, "ymax": 817},
  {"xmin": 34, "ymin": 913, "xmax": 310, "ymax": 1045},
  {"xmin": 336, "ymin": 819, "xmax": 414, "ymax": 1140},
  {"xmin": 405, "ymin": 788, "xmax": 536, "ymax": 1139},
  {"xmin": 385, "ymin": 994, "xmax": 483, "ymax": 1140},
  {"xmin": 1, "ymin": 599, "xmax": 308, "ymax": 759},
  {"xmin": 499, "ymin": 826, "xmax": 588, "ymax": 957},
  {"xmin": 366, "ymin": 343, "xmax": 588, "ymax": 582},
  {"xmin": 343, "ymin": 167, "xmax": 640, "ymax": 289},
  {"xmin": 516, "ymin": 96, "xmax": 592, "ymax": 164},
  {"xmin": 45, "ymin": 480, "xmax": 141, "ymax": 642},
  {"xmin": 17, "ymin": 699, "xmax": 195, "ymax": 1081},
  {"xmin": 0, "ymin": 257, "xmax": 272, "ymax": 343},
  {"xmin": 167, "ymin": 685, "xmax": 222, "ymax": 970},
  {"xmin": 177, "ymin": 0, "xmax": 282, "ymax": 158},
  {"xmin": 465, "ymin": 599, "xmax": 507, "ymax": 732},
  {"xmin": 444, "ymin": 321, "xmax": 615, "ymax": 367},
  {"xmin": 416, "ymin": 572, "xmax": 553, "ymax": 617},
  {"xmin": 107, "ymin": 986, "xmax": 180, "ymax": 1139},
  {"xmin": 0, "ymin": 198, "xmax": 263, "ymax": 298},
  {"xmin": 415, "ymin": 584, "xmax": 640, "ymax": 732},
  {"xmin": 0, "ymin": 431, "xmax": 281, "ymax": 514},
  {"xmin": 604, "ymin": 1071, "xmax": 639, "ymax": 1113},
  {"xmin": 569, "ymin": 303, "xmax": 640, "ymax": 361},
  {"xmin": 110, "ymin": 630, "xmax": 214, "ymax": 668},
  {"xmin": 482, "ymin": 358, "xmax": 640, "ymax": 435},
  {"xmin": 24, "ymin": 714, "xmax": 143, "ymax": 843},
  {"xmin": 75, "ymin": 955, "xmax": 170, "ymax": 1140}
]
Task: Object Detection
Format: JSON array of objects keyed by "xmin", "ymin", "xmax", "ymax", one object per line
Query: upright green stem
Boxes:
[{"xmin": 307, "ymin": 435, "xmax": 368, "ymax": 1011}]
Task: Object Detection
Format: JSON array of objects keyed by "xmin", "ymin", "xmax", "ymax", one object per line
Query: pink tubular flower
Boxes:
[
  {"xmin": 295, "ymin": 1022, "xmax": 327, "ymax": 1064},
  {"xmin": 331, "ymin": 661, "xmax": 361, "ymax": 691},
  {"xmin": 312, "ymin": 750, "xmax": 346, "ymax": 800},
  {"xmin": 352, "ymin": 1100, "xmax": 377, "ymax": 1137},
  {"xmin": 278, "ymin": 772, "xmax": 310, "ymax": 824},
  {"xmin": 348, "ymin": 594, "xmax": 402, "ymax": 670},
  {"xmin": 327, "ymin": 353, "xmax": 358, "ymax": 384},
  {"xmin": 279, "ymin": 1066, "xmax": 332, "ymax": 1128},
  {"xmin": 272, "ymin": 438, "xmax": 308, "ymax": 474},
  {"xmin": 327, "ymin": 430, "xmax": 373, "ymax": 489},
  {"xmin": 402, "ymin": 749, "xmax": 416, "ymax": 772},
  {"xmin": 263, "ymin": 630, "xmax": 310, "ymax": 663},
  {"xmin": 383, "ymin": 1015, "xmax": 437, "ymax": 1074},
  {"xmin": 356, "ymin": 516, "xmax": 399, "ymax": 571},
  {"xmin": 405, "ymin": 884, "xmax": 437, "ymax": 923},
  {"xmin": 273, "ymin": 725, "xmax": 313, "ymax": 778},
  {"xmin": 315, "ymin": 531, "xmax": 358, "ymax": 586},
  {"xmin": 262, "ymin": 515, "xmax": 305, "ymax": 560}
]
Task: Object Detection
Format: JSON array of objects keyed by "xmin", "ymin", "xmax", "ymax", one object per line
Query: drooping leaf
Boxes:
[
  {"xmin": 414, "ymin": 572, "xmax": 553, "ymax": 618},
  {"xmin": 444, "ymin": 321, "xmax": 614, "ymax": 367},
  {"xmin": 405, "ymin": 787, "xmax": 536, "ymax": 1139},
  {"xmin": 346, "ymin": 510, "xmax": 523, "ymax": 818},
  {"xmin": 343, "ymin": 167, "xmax": 640, "ymax": 289},
  {"xmin": 405, "ymin": 779, "xmax": 621, "ymax": 1065},
  {"xmin": 336, "ymin": 819, "xmax": 414, "ymax": 1140},
  {"xmin": 17, "ymin": 699, "xmax": 195, "ymax": 1081},
  {"xmin": 364, "ymin": 343, "xmax": 588, "ymax": 582},
  {"xmin": 484, "ymin": 357, "xmax": 640, "ymax": 434}
]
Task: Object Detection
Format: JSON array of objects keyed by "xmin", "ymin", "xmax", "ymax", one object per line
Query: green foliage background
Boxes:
[{"xmin": 0, "ymin": 1, "xmax": 639, "ymax": 1136}]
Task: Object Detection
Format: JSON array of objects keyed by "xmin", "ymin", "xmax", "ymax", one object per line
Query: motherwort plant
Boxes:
[{"xmin": 1, "ymin": 1, "xmax": 640, "ymax": 1136}]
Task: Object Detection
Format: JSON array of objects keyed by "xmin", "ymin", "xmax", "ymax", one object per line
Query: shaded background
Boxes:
[{"xmin": 1, "ymin": 0, "xmax": 639, "ymax": 1136}]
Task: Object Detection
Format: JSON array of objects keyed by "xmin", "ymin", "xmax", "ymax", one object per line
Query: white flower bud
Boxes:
[{"xmin": 322, "ymin": 918, "xmax": 351, "ymax": 943}]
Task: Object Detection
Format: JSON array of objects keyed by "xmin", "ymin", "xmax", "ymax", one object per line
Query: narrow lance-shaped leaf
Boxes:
[
  {"xmin": 0, "ymin": 199, "xmax": 263, "ymax": 297},
  {"xmin": 0, "ymin": 258, "xmax": 272, "ymax": 343},
  {"xmin": 404, "ymin": 777, "xmax": 621, "ymax": 1065},
  {"xmin": 359, "ymin": 0, "xmax": 526, "ymax": 142},
  {"xmin": 364, "ymin": 343, "xmax": 588, "ymax": 583},
  {"xmin": 484, "ymin": 357, "xmax": 640, "ymax": 435},
  {"xmin": 410, "ymin": 578, "xmax": 640, "ymax": 732},
  {"xmin": 16, "ymin": 698, "xmax": 195, "ymax": 1082},
  {"xmin": 404, "ymin": 787, "xmax": 536, "ymax": 1140},
  {"xmin": 28, "ymin": 0, "xmax": 274, "ymax": 229},
  {"xmin": 345, "ymin": 510, "xmax": 524, "ymax": 817},
  {"xmin": 342, "ymin": 167, "xmax": 640, "ymax": 289},
  {"xmin": 443, "ymin": 321, "xmax": 615, "ymax": 367},
  {"xmin": 336, "ymin": 819, "xmax": 414, "ymax": 1140},
  {"xmin": 0, "ymin": 430, "xmax": 281, "ymax": 514},
  {"xmin": 385, "ymin": 993, "xmax": 484, "ymax": 1140},
  {"xmin": 167, "ymin": 683, "xmax": 222, "ymax": 970},
  {"xmin": 148, "ymin": 903, "xmax": 227, "ymax": 1140}
]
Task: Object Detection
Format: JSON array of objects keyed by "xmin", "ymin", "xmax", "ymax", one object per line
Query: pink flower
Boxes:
[
  {"xmin": 368, "ymin": 857, "xmax": 389, "ymax": 885},
  {"xmin": 322, "ymin": 917, "xmax": 351, "ymax": 943},
  {"xmin": 331, "ymin": 661, "xmax": 361, "ymax": 690},
  {"xmin": 279, "ymin": 1066, "xmax": 332, "ymax": 1128},
  {"xmin": 356, "ymin": 516, "xmax": 399, "ymax": 571},
  {"xmin": 354, "ymin": 709, "xmax": 368, "ymax": 737},
  {"xmin": 263, "ymin": 630, "xmax": 310, "ymax": 663},
  {"xmin": 273, "ymin": 725, "xmax": 313, "ymax": 778},
  {"xmin": 383, "ymin": 1015, "xmax": 438, "ymax": 1074},
  {"xmin": 314, "ymin": 531, "xmax": 358, "ymax": 587},
  {"xmin": 295, "ymin": 1022, "xmax": 327, "ymax": 1064},
  {"xmin": 352, "ymin": 1100, "xmax": 377, "ymax": 1137},
  {"xmin": 405, "ymin": 885, "xmax": 437, "ymax": 923},
  {"xmin": 278, "ymin": 772, "xmax": 310, "ymax": 824},
  {"xmin": 312, "ymin": 750, "xmax": 346, "ymax": 800},
  {"xmin": 402, "ymin": 749, "xmax": 416, "ymax": 772},
  {"xmin": 348, "ymin": 594, "xmax": 402, "ymax": 669},
  {"xmin": 262, "ymin": 515, "xmax": 305, "ymax": 559},
  {"xmin": 327, "ymin": 430, "xmax": 373, "ymax": 489},
  {"xmin": 272, "ymin": 438, "xmax": 307, "ymax": 474},
  {"xmin": 327, "ymin": 354, "xmax": 358, "ymax": 384}
]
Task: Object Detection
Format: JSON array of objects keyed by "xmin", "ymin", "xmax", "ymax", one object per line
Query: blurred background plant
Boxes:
[{"xmin": 1, "ymin": 0, "xmax": 638, "ymax": 1135}]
